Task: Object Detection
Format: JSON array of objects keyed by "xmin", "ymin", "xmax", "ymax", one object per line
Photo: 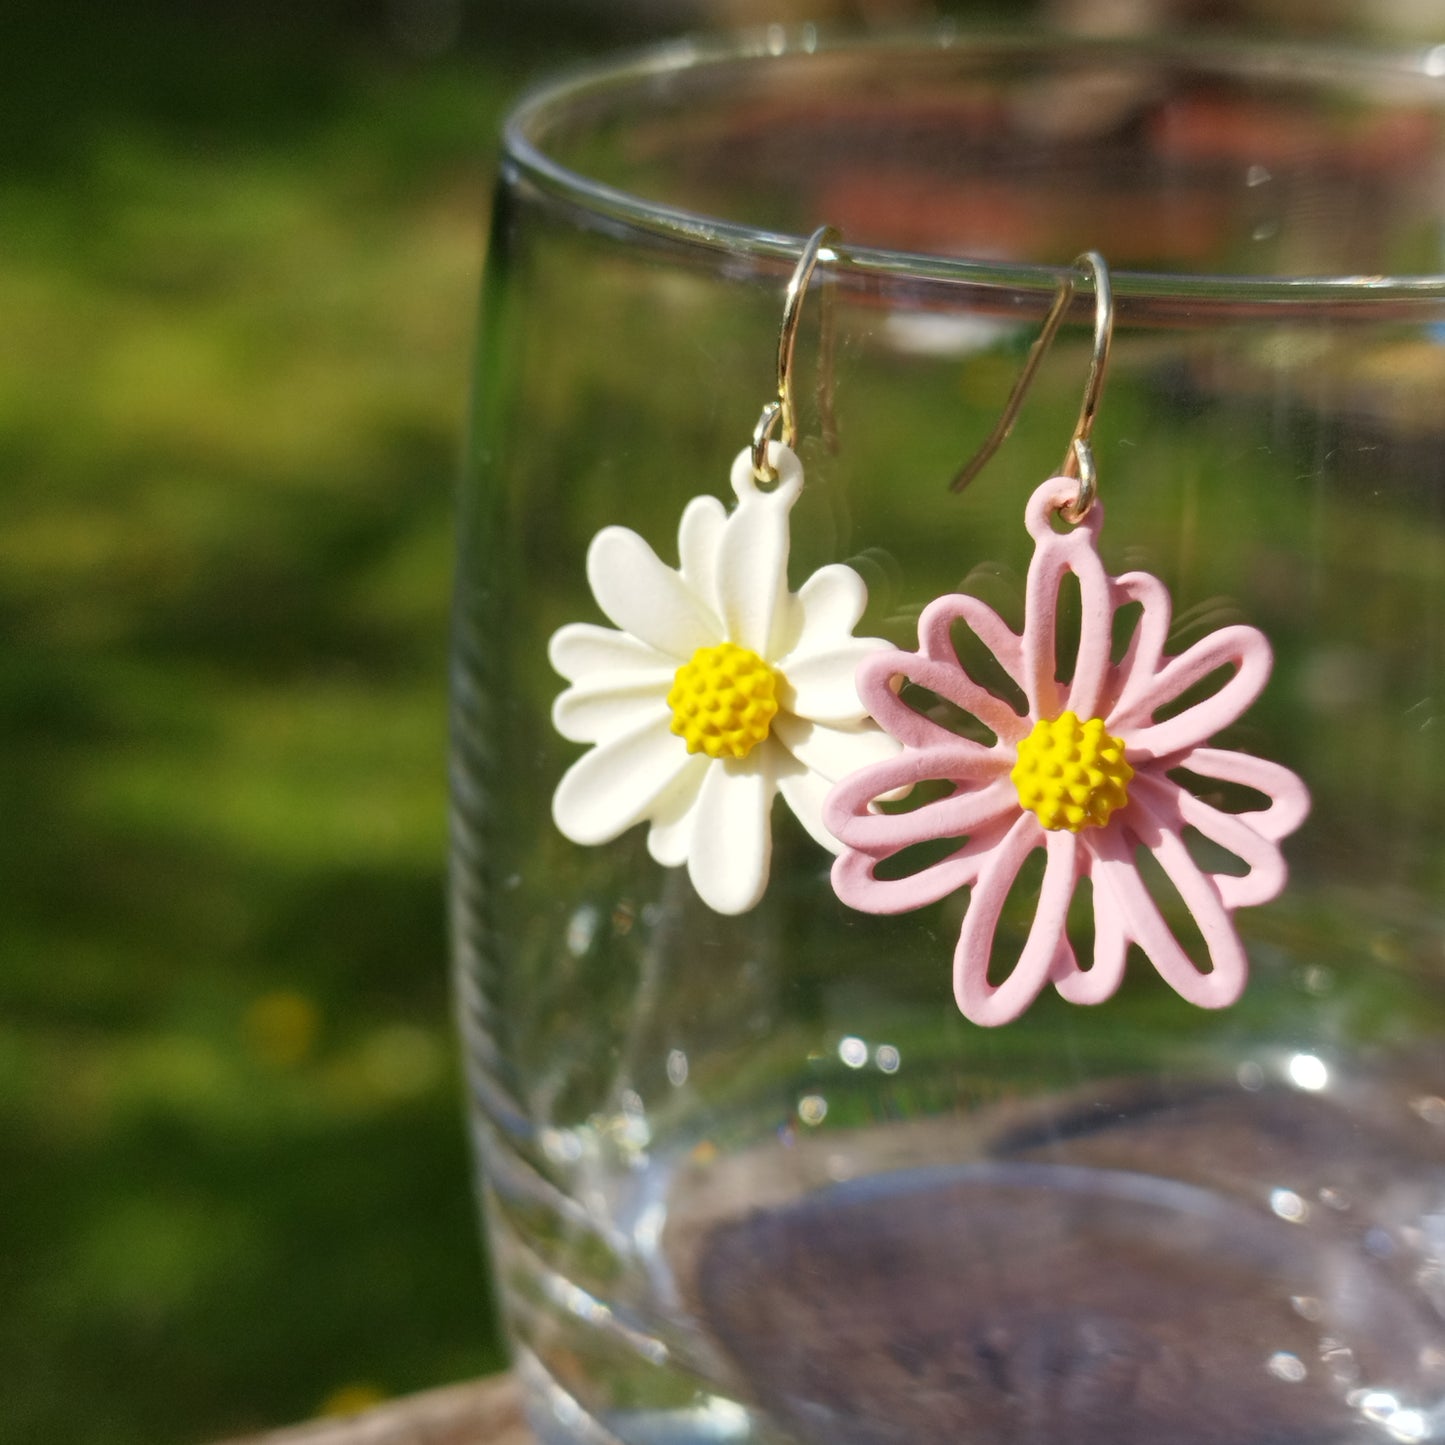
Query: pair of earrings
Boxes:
[{"xmin": 547, "ymin": 229, "xmax": 1310, "ymax": 1027}]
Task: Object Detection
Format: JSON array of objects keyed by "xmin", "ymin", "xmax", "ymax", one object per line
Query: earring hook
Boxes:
[
  {"xmin": 752, "ymin": 224, "xmax": 843, "ymax": 482},
  {"xmin": 949, "ymin": 251, "xmax": 1114, "ymax": 523}
]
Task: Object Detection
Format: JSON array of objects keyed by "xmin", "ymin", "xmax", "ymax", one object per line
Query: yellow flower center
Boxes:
[
  {"xmin": 668, "ymin": 642, "xmax": 780, "ymax": 760},
  {"xmin": 1011, "ymin": 711, "xmax": 1133, "ymax": 833}
]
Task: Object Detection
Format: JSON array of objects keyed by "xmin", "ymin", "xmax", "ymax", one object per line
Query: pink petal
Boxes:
[
  {"xmin": 824, "ymin": 742, "xmax": 1006, "ymax": 851},
  {"xmin": 1115, "ymin": 624, "xmax": 1273, "ymax": 762},
  {"xmin": 825, "ymin": 730, "xmax": 1011, "ymax": 915},
  {"xmin": 1056, "ymin": 533, "xmax": 1116, "ymax": 722},
  {"xmin": 830, "ymin": 818, "xmax": 1012, "ymax": 916},
  {"xmin": 917, "ymin": 594, "xmax": 1031, "ymax": 742},
  {"xmin": 1108, "ymin": 799, "xmax": 1250, "ymax": 1009},
  {"xmin": 1176, "ymin": 746, "xmax": 1312, "ymax": 844},
  {"xmin": 1019, "ymin": 480, "xmax": 1105, "ymax": 719},
  {"xmin": 857, "ymin": 644, "xmax": 1026, "ymax": 752},
  {"xmin": 954, "ymin": 818, "xmax": 1078, "ymax": 1026},
  {"xmin": 829, "ymin": 776, "xmax": 1017, "ymax": 858},
  {"xmin": 854, "ymin": 648, "xmax": 975, "ymax": 752},
  {"xmin": 935, "ymin": 593, "xmax": 1029, "ymax": 690},
  {"xmin": 1098, "ymin": 570, "xmax": 1173, "ymax": 719},
  {"xmin": 1132, "ymin": 770, "xmax": 1288, "ymax": 910},
  {"xmin": 1052, "ymin": 837, "xmax": 1129, "ymax": 1005}
]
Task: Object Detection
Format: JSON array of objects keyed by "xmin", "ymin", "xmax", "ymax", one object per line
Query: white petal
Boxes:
[
  {"xmin": 686, "ymin": 754, "xmax": 778, "ymax": 915},
  {"xmin": 587, "ymin": 526, "xmax": 719, "ymax": 661},
  {"xmin": 777, "ymin": 764, "xmax": 843, "ymax": 853},
  {"xmin": 677, "ymin": 495, "xmax": 728, "ymax": 614},
  {"xmin": 647, "ymin": 768, "xmax": 708, "ymax": 867},
  {"xmin": 773, "ymin": 711, "xmax": 902, "ymax": 782},
  {"xmin": 548, "ymin": 622, "xmax": 673, "ymax": 685},
  {"xmin": 716, "ymin": 456, "xmax": 798, "ymax": 656},
  {"xmin": 771, "ymin": 563, "xmax": 869, "ymax": 661},
  {"xmin": 553, "ymin": 676, "xmax": 669, "ymax": 745},
  {"xmin": 778, "ymin": 637, "xmax": 886, "ymax": 725},
  {"xmin": 552, "ymin": 714, "xmax": 699, "ymax": 846}
]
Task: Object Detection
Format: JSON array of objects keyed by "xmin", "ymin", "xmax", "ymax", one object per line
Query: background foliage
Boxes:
[{"xmin": 0, "ymin": 3, "xmax": 567, "ymax": 1439}]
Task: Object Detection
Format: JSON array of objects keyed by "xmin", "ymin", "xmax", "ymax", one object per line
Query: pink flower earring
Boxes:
[{"xmin": 824, "ymin": 253, "xmax": 1310, "ymax": 1026}]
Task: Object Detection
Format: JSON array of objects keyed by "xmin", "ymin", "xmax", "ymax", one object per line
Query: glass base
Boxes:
[{"xmin": 490, "ymin": 1064, "xmax": 1445, "ymax": 1445}]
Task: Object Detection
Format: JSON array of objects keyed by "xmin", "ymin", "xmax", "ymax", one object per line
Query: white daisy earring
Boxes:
[
  {"xmin": 825, "ymin": 254, "xmax": 1310, "ymax": 1025},
  {"xmin": 548, "ymin": 227, "xmax": 900, "ymax": 916}
]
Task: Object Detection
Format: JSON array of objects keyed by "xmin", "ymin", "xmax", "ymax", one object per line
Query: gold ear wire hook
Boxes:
[
  {"xmin": 752, "ymin": 225, "xmax": 842, "ymax": 482},
  {"xmin": 949, "ymin": 250, "xmax": 1115, "ymax": 523},
  {"xmin": 1059, "ymin": 252, "xmax": 1112, "ymax": 523}
]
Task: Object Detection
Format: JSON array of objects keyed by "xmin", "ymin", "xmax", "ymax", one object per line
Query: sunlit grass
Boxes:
[{"xmin": 0, "ymin": 9, "xmax": 520, "ymax": 1442}]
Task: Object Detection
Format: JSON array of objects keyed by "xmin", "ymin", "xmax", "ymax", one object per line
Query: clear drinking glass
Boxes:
[{"xmin": 452, "ymin": 32, "xmax": 1445, "ymax": 1445}]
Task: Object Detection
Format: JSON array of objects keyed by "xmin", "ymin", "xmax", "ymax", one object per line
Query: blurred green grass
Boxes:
[{"xmin": 0, "ymin": 3, "xmax": 584, "ymax": 1440}]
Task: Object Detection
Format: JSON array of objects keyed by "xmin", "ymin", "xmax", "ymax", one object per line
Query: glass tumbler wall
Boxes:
[{"xmin": 452, "ymin": 36, "xmax": 1445, "ymax": 1445}]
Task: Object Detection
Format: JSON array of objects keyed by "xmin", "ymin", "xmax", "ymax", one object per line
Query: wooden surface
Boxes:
[{"xmin": 214, "ymin": 1375, "xmax": 531, "ymax": 1445}]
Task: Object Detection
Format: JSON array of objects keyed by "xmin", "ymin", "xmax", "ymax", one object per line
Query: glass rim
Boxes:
[{"xmin": 502, "ymin": 26, "xmax": 1445, "ymax": 315}]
